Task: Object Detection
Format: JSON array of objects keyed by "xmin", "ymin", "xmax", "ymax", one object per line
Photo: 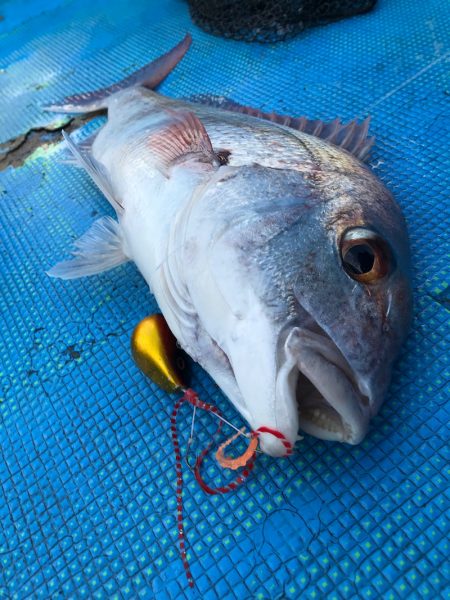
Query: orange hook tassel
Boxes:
[{"xmin": 215, "ymin": 428, "xmax": 258, "ymax": 470}]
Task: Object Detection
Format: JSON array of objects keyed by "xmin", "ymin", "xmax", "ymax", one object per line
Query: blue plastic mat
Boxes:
[{"xmin": 0, "ymin": 0, "xmax": 449, "ymax": 597}]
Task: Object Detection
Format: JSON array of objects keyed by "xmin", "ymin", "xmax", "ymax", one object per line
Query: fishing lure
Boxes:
[
  {"xmin": 130, "ymin": 314, "xmax": 289, "ymax": 587},
  {"xmin": 216, "ymin": 428, "xmax": 259, "ymax": 470}
]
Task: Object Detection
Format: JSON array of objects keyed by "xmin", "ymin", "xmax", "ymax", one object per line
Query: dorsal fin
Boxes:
[
  {"xmin": 149, "ymin": 109, "xmax": 219, "ymax": 175},
  {"xmin": 189, "ymin": 95, "xmax": 375, "ymax": 162}
]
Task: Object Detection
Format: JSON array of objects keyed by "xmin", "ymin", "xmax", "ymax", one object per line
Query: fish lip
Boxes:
[{"xmin": 282, "ymin": 326, "xmax": 371, "ymax": 444}]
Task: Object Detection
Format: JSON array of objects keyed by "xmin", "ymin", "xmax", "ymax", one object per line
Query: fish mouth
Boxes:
[{"xmin": 281, "ymin": 325, "xmax": 371, "ymax": 444}]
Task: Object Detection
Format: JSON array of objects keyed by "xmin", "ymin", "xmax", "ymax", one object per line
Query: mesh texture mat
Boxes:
[{"xmin": 0, "ymin": 0, "xmax": 449, "ymax": 597}]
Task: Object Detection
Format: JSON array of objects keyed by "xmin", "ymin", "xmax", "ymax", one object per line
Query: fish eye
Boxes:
[{"xmin": 340, "ymin": 228, "xmax": 390, "ymax": 283}]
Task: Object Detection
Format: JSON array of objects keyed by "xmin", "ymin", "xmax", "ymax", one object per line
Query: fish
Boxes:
[{"xmin": 46, "ymin": 34, "xmax": 412, "ymax": 457}]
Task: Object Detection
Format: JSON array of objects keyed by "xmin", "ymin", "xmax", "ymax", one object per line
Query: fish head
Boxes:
[
  {"xmin": 287, "ymin": 165, "xmax": 412, "ymax": 447},
  {"xmin": 187, "ymin": 160, "xmax": 412, "ymax": 456}
]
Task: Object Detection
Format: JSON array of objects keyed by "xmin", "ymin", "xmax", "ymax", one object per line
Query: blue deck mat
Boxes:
[{"xmin": 0, "ymin": 0, "xmax": 449, "ymax": 597}]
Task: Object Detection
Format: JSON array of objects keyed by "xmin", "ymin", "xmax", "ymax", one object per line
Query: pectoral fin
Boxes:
[{"xmin": 149, "ymin": 109, "xmax": 219, "ymax": 176}]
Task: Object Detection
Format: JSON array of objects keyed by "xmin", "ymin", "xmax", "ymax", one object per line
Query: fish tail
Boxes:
[{"xmin": 44, "ymin": 34, "xmax": 192, "ymax": 114}]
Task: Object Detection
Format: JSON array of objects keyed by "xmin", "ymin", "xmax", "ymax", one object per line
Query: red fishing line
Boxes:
[
  {"xmin": 256, "ymin": 425, "xmax": 293, "ymax": 455},
  {"xmin": 169, "ymin": 388, "xmax": 259, "ymax": 588},
  {"xmin": 169, "ymin": 395, "xmax": 194, "ymax": 588}
]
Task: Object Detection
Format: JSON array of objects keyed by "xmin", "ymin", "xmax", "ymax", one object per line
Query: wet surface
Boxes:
[{"xmin": 0, "ymin": 0, "xmax": 448, "ymax": 598}]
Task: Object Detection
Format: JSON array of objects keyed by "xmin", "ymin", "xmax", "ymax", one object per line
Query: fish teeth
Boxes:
[{"xmin": 306, "ymin": 408, "xmax": 339, "ymax": 432}]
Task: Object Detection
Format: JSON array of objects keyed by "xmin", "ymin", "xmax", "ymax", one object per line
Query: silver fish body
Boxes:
[{"xmin": 48, "ymin": 38, "xmax": 412, "ymax": 456}]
